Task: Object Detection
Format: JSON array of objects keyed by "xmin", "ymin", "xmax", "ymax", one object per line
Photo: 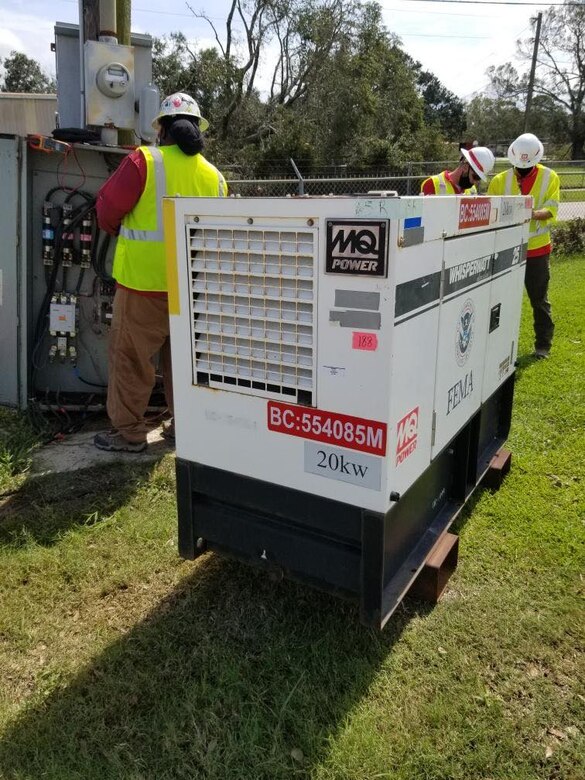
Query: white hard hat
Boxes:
[
  {"xmin": 508, "ymin": 133, "xmax": 543, "ymax": 168},
  {"xmin": 461, "ymin": 146, "xmax": 495, "ymax": 181},
  {"xmin": 152, "ymin": 92, "xmax": 209, "ymax": 132}
]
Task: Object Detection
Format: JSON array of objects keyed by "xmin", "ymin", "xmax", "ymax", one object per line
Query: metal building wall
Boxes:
[{"xmin": 0, "ymin": 136, "xmax": 23, "ymax": 407}]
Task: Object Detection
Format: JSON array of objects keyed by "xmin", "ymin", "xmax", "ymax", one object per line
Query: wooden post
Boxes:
[
  {"xmin": 117, "ymin": 0, "xmax": 135, "ymax": 146},
  {"xmin": 524, "ymin": 13, "xmax": 542, "ymax": 132},
  {"xmin": 83, "ymin": 0, "xmax": 100, "ymax": 42}
]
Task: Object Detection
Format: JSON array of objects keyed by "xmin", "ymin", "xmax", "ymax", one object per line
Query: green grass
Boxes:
[
  {"xmin": 559, "ymin": 188, "xmax": 585, "ymax": 202},
  {"xmin": 0, "ymin": 258, "xmax": 584, "ymax": 779},
  {"xmin": 0, "ymin": 410, "xmax": 43, "ymax": 494}
]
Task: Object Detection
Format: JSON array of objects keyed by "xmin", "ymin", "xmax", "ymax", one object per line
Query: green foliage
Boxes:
[
  {"xmin": 0, "ymin": 410, "xmax": 41, "ymax": 492},
  {"xmin": 415, "ymin": 67, "xmax": 466, "ymax": 140},
  {"xmin": 150, "ymin": 0, "xmax": 457, "ymax": 172},
  {"xmin": 477, "ymin": 6, "xmax": 585, "ymax": 157},
  {"xmin": 552, "ymin": 218, "xmax": 585, "ymax": 256},
  {"xmin": 466, "ymin": 94, "xmax": 523, "ymax": 145},
  {"xmin": 0, "ymin": 50, "xmax": 55, "ymax": 93}
]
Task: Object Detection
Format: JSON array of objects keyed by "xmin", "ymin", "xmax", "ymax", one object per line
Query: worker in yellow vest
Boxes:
[
  {"xmin": 488, "ymin": 133, "xmax": 560, "ymax": 359},
  {"xmin": 94, "ymin": 92, "xmax": 227, "ymax": 452},
  {"xmin": 421, "ymin": 146, "xmax": 495, "ymax": 195}
]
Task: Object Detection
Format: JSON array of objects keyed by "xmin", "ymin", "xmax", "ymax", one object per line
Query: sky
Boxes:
[{"xmin": 0, "ymin": 0, "xmax": 548, "ymax": 101}]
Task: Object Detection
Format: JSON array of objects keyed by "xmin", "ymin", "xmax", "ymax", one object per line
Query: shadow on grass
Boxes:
[
  {"xmin": 514, "ymin": 349, "xmax": 543, "ymax": 382},
  {"xmin": 0, "ymin": 552, "xmax": 432, "ymax": 780},
  {"xmin": 0, "ymin": 460, "xmax": 164, "ymax": 548}
]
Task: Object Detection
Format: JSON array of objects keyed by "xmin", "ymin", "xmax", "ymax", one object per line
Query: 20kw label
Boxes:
[
  {"xmin": 304, "ymin": 442, "xmax": 381, "ymax": 491},
  {"xmin": 267, "ymin": 401, "xmax": 387, "ymax": 456}
]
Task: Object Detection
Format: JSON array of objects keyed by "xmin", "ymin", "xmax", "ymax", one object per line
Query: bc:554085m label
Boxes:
[{"xmin": 267, "ymin": 401, "xmax": 387, "ymax": 456}]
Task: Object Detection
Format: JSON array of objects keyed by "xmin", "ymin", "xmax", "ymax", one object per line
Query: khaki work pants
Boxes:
[{"xmin": 107, "ymin": 287, "xmax": 173, "ymax": 443}]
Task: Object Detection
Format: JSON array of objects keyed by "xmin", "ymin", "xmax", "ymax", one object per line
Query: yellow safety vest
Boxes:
[
  {"xmin": 487, "ymin": 164, "xmax": 560, "ymax": 254},
  {"xmin": 420, "ymin": 171, "xmax": 477, "ymax": 196},
  {"xmin": 113, "ymin": 145, "xmax": 227, "ymax": 291}
]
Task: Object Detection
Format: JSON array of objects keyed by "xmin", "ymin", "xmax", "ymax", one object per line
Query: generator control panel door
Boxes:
[
  {"xmin": 481, "ymin": 226, "xmax": 527, "ymax": 402},
  {"xmin": 431, "ymin": 230, "xmax": 496, "ymax": 459}
]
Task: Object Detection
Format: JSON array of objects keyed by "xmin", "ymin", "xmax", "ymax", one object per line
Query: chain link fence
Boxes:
[{"xmin": 226, "ymin": 160, "xmax": 585, "ymax": 221}]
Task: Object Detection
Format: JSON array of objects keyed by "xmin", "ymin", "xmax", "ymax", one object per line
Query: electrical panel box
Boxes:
[
  {"xmin": 84, "ymin": 40, "xmax": 135, "ymax": 129},
  {"xmin": 166, "ymin": 194, "xmax": 530, "ymax": 627},
  {"xmin": 55, "ymin": 23, "xmax": 155, "ymax": 136}
]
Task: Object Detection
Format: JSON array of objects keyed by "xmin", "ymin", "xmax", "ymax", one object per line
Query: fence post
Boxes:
[
  {"xmin": 406, "ymin": 162, "xmax": 412, "ymax": 196},
  {"xmin": 290, "ymin": 158, "xmax": 305, "ymax": 196}
]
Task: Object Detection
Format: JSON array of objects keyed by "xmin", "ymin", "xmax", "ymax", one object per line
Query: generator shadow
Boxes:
[
  {"xmin": 0, "ymin": 459, "xmax": 165, "ymax": 548},
  {"xmin": 0, "ymin": 554, "xmax": 432, "ymax": 780}
]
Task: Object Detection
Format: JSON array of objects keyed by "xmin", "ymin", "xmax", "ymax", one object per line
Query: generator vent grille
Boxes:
[{"xmin": 188, "ymin": 226, "xmax": 316, "ymax": 403}]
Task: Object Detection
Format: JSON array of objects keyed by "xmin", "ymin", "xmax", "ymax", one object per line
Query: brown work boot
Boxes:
[
  {"xmin": 161, "ymin": 419, "xmax": 175, "ymax": 442},
  {"xmin": 94, "ymin": 430, "xmax": 147, "ymax": 453}
]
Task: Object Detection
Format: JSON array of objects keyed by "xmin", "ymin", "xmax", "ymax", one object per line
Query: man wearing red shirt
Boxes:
[
  {"xmin": 94, "ymin": 92, "xmax": 227, "ymax": 452},
  {"xmin": 421, "ymin": 146, "xmax": 495, "ymax": 195},
  {"xmin": 488, "ymin": 133, "xmax": 560, "ymax": 359}
]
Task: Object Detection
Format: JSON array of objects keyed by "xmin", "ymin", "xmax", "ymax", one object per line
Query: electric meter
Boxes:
[
  {"xmin": 84, "ymin": 40, "xmax": 135, "ymax": 128},
  {"xmin": 96, "ymin": 63, "xmax": 130, "ymax": 98}
]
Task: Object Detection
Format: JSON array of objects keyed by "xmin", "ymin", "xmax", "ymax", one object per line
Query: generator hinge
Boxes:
[{"xmin": 431, "ymin": 410, "xmax": 437, "ymax": 447}]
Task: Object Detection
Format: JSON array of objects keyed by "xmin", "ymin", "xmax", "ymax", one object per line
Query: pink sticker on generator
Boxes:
[{"xmin": 352, "ymin": 332, "xmax": 378, "ymax": 351}]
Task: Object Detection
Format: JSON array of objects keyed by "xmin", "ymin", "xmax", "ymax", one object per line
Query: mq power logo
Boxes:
[
  {"xmin": 396, "ymin": 406, "xmax": 419, "ymax": 466},
  {"xmin": 326, "ymin": 220, "xmax": 388, "ymax": 276}
]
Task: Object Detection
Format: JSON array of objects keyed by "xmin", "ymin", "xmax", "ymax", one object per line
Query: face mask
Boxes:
[
  {"xmin": 459, "ymin": 173, "xmax": 473, "ymax": 190},
  {"xmin": 516, "ymin": 166, "xmax": 534, "ymax": 178}
]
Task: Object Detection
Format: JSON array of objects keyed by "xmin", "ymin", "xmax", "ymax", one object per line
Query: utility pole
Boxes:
[
  {"xmin": 117, "ymin": 0, "xmax": 134, "ymax": 145},
  {"xmin": 79, "ymin": 0, "xmax": 100, "ymax": 128},
  {"xmin": 524, "ymin": 12, "xmax": 542, "ymax": 132}
]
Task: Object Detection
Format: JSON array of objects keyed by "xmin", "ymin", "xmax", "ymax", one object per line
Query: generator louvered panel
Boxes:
[{"xmin": 189, "ymin": 226, "xmax": 316, "ymax": 403}]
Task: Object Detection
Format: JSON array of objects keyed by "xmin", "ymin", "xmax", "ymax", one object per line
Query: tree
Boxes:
[
  {"xmin": 150, "ymin": 0, "xmax": 457, "ymax": 169},
  {"xmin": 188, "ymin": 0, "xmax": 353, "ymax": 145},
  {"xmin": 516, "ymin": 3, "xmax": 585, "ymax": 158},
  {"xmin": 292, "ymin": 2, "xmax": 449, "ymax": 169},
  {"xmin": 411, "ymin": 66, "xmax": 466, "ymax": 141},
  {"xmin": 465, "ymin": 94, "xmax": 523, "ymax": 148},
  {"xmin": 0, "ymin": 51, "xmax": 55, "ymax": 93}
]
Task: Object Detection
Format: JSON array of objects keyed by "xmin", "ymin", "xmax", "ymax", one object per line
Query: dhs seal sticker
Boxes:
[{"xmin": 455, "ymin": 298, "xmax": 475, "ymax": 367}]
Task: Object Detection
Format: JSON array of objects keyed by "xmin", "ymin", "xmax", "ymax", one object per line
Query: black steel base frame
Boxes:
[{"xmin": 176, "ymin": 375, "xmax": 515, "ymax": 629}]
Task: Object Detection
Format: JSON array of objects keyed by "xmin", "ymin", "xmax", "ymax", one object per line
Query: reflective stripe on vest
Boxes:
[
  {"xmin": 119, "ymin": 149, "xmax": 226, "ymax": 243},
  {"xmin": 119, "ymin": 147, "xmax": 166, "ymax": 242},
  {"xmin": 530, "ymin": 168, "xmax": 551, "ymax": 239},
  {"xmin": 500, "ymin": 166, "xmax": 554, "ymax": 249},
  {"xmin": 113, "ymin": 146, "xmax": 226, "ymax": 291},
  {"xmin": 503, "ymin": 168, "xmax": 515, "ymax": 195},
  {"xmin": 434, "ymin": 172, "xmax": 475, "ymax": 195}
]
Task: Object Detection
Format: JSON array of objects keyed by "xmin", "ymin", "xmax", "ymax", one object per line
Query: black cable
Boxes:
[
  {"xmin": 65, "ymin": 190, "xmax": 95, "ymax": 204},
  {"xmin": 75, "ymin": 267, "xmax": 86, "ymax": 295},
  {"xmin": 74, "ymin": 372, "xmax": 108, "ymax": 389},
  {"xmin": 92, "ymin": 231, "xmax": 114, "ymax": 284}
]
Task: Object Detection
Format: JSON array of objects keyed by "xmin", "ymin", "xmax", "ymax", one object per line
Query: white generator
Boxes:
[{"xmin": 164, "ymin": 193, "xmax": 530, "ymax": 628}]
